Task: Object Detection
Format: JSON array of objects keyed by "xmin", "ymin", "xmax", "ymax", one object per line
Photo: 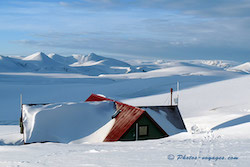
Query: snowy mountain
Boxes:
[
  {"xmin": 72, "ymin": 53, "xmax": 130, "ymax": 67},
  {"xmin": 68, "ymin": 53, "xmax": 134, "ymax": 75},
  {"xmin": 23, "ymin": 52, "xmax": 50, "ymax": 61},
  {"xmin": 21, "ymin": 52, "xmax": 71, "ymax": 72},
  {"xmin": 2, "ymin": 52, "xmax": 249, "ymax": 76},
  {"xmin": 201, "ymin": 60, "xmax": 231, "ymax": 68},
  {"xmin": 0, "ymin": 55, "xmax": 26, "ymax": 72},
  {"xmin": 0, "ymin": 52, "xmax": 135, "ymax": 75}
]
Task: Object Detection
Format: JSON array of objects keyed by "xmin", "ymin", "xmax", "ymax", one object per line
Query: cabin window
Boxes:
[{"xmin": 139, "ymin": 125, "xmax": 148, "ymax": 136}]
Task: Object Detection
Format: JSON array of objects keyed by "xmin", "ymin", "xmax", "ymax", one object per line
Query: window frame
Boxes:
[{"xmin": 138, "ymin": 125, "xmax": 148, "ymax": 136}]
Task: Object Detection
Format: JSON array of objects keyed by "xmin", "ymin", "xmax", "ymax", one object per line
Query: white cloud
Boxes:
[{"xmin": 1, "ymin": 0, "xmax": 250, "ymax": 61}]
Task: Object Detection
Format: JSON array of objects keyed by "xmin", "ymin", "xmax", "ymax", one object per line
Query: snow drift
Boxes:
[
  {"xmin": 228, "ymin": 62, "xmax": 250, "ymax": 73},
  {"xmin": 48, "ymin": 53, "xmax": 77, "ymax": 65},
  {"xmin": 22, "ymin": 101, "xmax": 116, "ymax": 143}
]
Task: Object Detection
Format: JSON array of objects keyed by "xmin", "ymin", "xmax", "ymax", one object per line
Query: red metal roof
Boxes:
[
  {"xmin": 85, "ymin": 94, "xmax": 167, "ymax": 142},
  {"xmin": 85, "ymin": 94, "xmax": 114, "ymax": 102},
  {"xmin": 104, "ymin": 102, "xmax": 145, "ymax": 142}
]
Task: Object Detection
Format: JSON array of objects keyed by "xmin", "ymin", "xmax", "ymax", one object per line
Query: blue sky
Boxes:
[{"xmin": 0, "ymin": 0, "xmax": 250, "ymax": 61}]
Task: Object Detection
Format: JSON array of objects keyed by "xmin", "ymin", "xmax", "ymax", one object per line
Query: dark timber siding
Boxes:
[{"xmin": 119, "ymin": 113, "xmax": 167, "ymax": 141}]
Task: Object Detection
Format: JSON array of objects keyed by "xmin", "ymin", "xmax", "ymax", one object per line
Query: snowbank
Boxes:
[
  {"xmin": 228, "ymin": 62, "xmax": 250, "ymax": 73},
  {"xmin": 0, "ymin": 126, "xmax": 23, "ymax": 145},
  {"xmin": 70, "ymin": 119, "xmax": 116, "ymax": 144},
  {"xmin": 22, "ymin": 101, "xmax": 116, "ymax": 143}
]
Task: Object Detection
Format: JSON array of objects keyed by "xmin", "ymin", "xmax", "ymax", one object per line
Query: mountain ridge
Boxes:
[{"xmin": 0, "ymin": 52, "xmax": 249, "ymax": 75}]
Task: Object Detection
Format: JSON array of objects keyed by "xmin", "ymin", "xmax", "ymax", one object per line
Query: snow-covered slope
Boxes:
[
  {"xmin": 98, "ymin": 60, "xmax": 241, "ymax": 81},
  {"xmin": 123, "ymin": 74, "xmax": 250, "ymax": 138},
  {"xmin": 72, "ymin": 53, "xmax": 130, "ymax": 67},
  {"xmin": 228, "ymin": 62, "xmax": 250, "ymax": 73},
  {"xmin": 0, "ymin": 55, "xmax": 26, "ymax": 72},
  {"xmin": 48, "ymin": 53, "xmax": 77, "ymax": 65},
  {"xmin": 23, "ymin": 52, "xmax": 50, "ymax": 61},
  {"xmin": 70, "ymin": 53, "xmax": 133, "ymax": 75}
]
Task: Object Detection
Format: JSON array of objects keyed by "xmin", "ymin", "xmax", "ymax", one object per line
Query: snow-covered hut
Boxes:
[{"xmin": 20, "ymin": 94, "xmax": 186, "ymax": 144}]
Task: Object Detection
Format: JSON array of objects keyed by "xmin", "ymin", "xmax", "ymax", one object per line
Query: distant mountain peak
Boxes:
[
  {"xmin": 0, "ymin": 55, "xmax": 8, "ymax": 60},
  {"xmin": 85, "ymin": 53, "xmax": 103, "ymax": 61},
  {"xmin": 48, "ymin": 53, "xmax": 61, "ymax": 57},
  {"xmin": 23, "ymin": 52, "xmax": 50, "ymax": 61},
  {"xmin": 32, "ymin": 52, "xmax": 47, "ymax": 56},
  {"xmin": 48, "ymin": 53, "xmax": 63, "ymax": 60},
  {"xmin": 88, "ymin": 53, "xmax": 97, "ymax": 57}
]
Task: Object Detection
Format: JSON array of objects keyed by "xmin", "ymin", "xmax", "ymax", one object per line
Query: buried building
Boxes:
[{"xmin": 20, "ymin": 94, "xmax": 187, "ymax": 144}]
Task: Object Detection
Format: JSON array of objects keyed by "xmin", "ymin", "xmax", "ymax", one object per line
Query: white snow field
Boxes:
[{"xmin": 0, "ymin": 52, "xmax": 249, "ymax": 166}]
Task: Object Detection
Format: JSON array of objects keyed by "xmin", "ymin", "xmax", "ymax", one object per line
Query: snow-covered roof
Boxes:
[
  {"xmin": 22, "ymin": 101, "xmax": 116, "ymax": 144},
  {"xmin": 140, "ymin": 106, "xmax": 187, "ymax": 135}
]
